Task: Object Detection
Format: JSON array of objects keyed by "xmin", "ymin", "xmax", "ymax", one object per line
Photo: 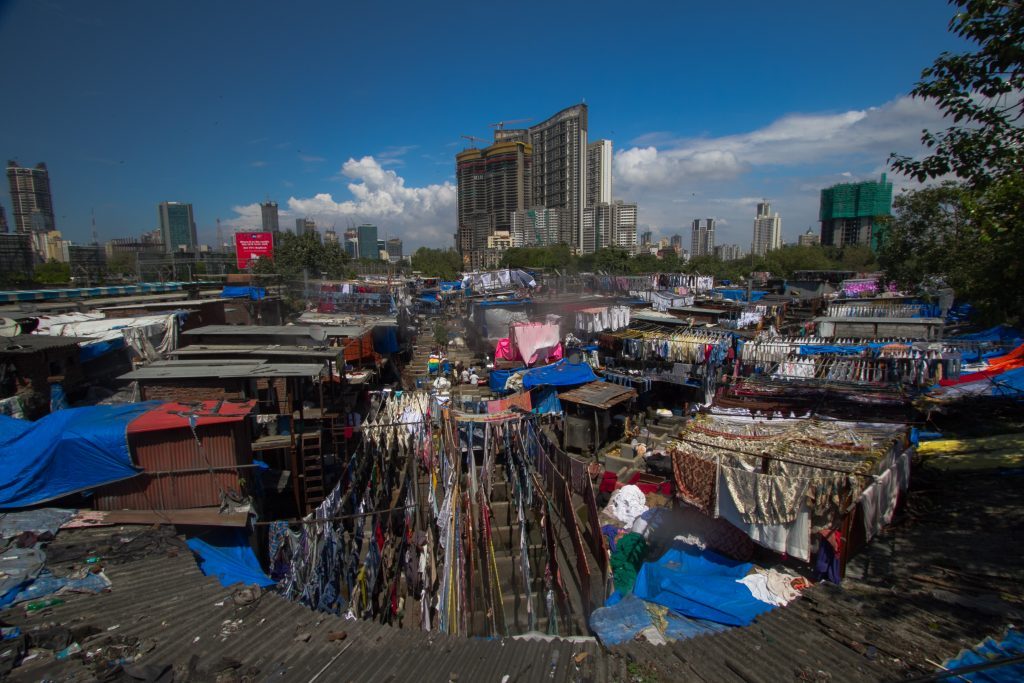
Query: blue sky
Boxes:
[{"xmin": 0, "ymin": 1, "xmax": 966, "ymax": 250}]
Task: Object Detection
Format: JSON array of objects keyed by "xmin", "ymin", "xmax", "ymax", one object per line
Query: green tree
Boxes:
[
  {"xmin": 880, "ymin": 180, "xmax": 1024, "ymax": 322},
  {"xmin": 889, "ymin": 0, "xmax": 1023, "ymax": 187},
  {"xmin": 410, "ymin": 247, "xmax": 462, "ymax": 280},
  {"xmin": 267, "ymin": 232, "xmax": 350, "ymax": 280},
  {"xmin": 34, "ymin": 259, "xmax": 71, "ymax": 285}
]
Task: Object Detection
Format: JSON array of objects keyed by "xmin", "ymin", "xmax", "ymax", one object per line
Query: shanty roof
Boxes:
[
  {"xmin": 96, "ymin": 298, "xmax": 231, "ymax": 311},
  {"xmin": 559, "ymin": 381, "xmax": 637, "ymax": 409},
  {"xmin": 814, "ymin": 316, "xmax": 945, "ymax": 325},
  {"xmin": 0, "ymin": 525, "xmax": 608, "ymax": 682},
  {"xmin": 119, "ymin": 360, "xmax": 325, "ymax": 381},
  {"xmin": 0, "ymin": 334, "xmax": 87, "ymax": 353},
  {"xmin": 128, "ymin": 399, "xmax": 257, "ymax": 434},
  {"xmin": 169, "ymin": 344, "xmax": 342, "ymax": 360},
  {"xmin": 184, "ymin": 325, "xmax": 325, "ymax": 337}
]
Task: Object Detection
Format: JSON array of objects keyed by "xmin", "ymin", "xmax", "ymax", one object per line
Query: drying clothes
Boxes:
[
  {"xmin": 860, "ymin": 449, "xmax": 911, "ymax": 541},
  {"xmin": 720, "ymin": 466, "xmax": 809, "ymax": 526},
  {"xmin": 716, "ymin": 469, "xmax": 812, "ymax": 561},
  {"xmin": 610, "ymin": 532, "xmax": 648, "ymax": 594},
  {"xmin": 814, "ymin": 531, "xmax": 842, "ymax": 584},
  {"xmin": 672, "ymin": 450, "xmax": 717, "ymax": 514},
  {"xmin": 604, "ymin": 485, "xmax": 649, "ymax": 527},
  {"xmin": 738, "ymin": 568, "xmax": 801, "ymax": 607}
]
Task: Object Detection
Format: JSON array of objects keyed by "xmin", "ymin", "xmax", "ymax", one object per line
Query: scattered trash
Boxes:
[
  {"xmin": 24, "ymin": 598, "xmax": 64, "ymax": 612},
  {"xmin": 294, "ymin": 632, "xmax": 311, "ymax": 643},
  {"xmin": 326, "ymin": 631, "xmax": 347, "ymax": 642},
  {"xmin": 55, "ymin": 642, "xmax": 82, "ymax": 660},
  {"xmin": 573, "ymin": 652, "xmax": 589, "ymax": 665}
]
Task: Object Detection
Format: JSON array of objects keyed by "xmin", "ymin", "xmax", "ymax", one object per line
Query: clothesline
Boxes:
[
  {"xmin": 671, "ymin": 436, "xmax": 875, "ymax": 476},
  {"xmin": 254, "ymin": 503, "xmax": 417, "ymax": 526}
]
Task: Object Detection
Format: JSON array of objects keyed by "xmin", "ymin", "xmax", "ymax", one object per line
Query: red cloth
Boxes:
[
  {"xmin": 599, "ymin": 472, "xmax": 619, "ymax": 494},
  {"xmin": 494, "ymin": 337, "xmax": 522, "ymax": 361},
  {"xmin": 628, "ymin": 472, "xmax": 672, "ymax": 496}
]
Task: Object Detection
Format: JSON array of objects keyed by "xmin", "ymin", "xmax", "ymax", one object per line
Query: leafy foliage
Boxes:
[
  {"xmin": 253, "ymin": 232, "xmax": 350, "ymax": 280},
  {"xmin": 34, "ymin": 259, "xmax": 71, "ymax": 285},
  {"xmin": 879, "ymin": 179, "xmax": 1024, "ymax": 323},
  {"xmin": 410, "ymin": 247, "xmax": 462, "ymax": 280},
  {"xmin": 890, "ymin": 0, "xmax": 1024, "ymax": 187}
]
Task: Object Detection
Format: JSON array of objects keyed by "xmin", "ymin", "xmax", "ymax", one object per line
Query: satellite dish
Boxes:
[{"xmin": 0, "ymin": 318, "xmax": 20, "ymax": 337}]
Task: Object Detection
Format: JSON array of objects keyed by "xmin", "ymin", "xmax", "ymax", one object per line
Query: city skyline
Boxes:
[{"xmin": 0, "ymin": 2, "xmax": 967, "ymax": 251}]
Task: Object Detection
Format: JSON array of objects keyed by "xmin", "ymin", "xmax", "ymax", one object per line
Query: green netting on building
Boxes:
[{"xmin": 819, "ymin": 173, "xmax": 893, "ymax": 221}]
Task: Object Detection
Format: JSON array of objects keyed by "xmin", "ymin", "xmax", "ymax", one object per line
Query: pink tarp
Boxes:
[
  {"xmin": 495, "ymin": 337, "xmax": 522, "ymax": 361},
  {"xmin": 510, "ymin": 321, "xmax": 561, "ymax": 365}
]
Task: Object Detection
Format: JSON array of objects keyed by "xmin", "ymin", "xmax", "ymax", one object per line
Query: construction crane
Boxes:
[
  {"xmin": 489, "ymin": 118, "xmax": 532, "ymax": 130},
  {"xmin": 460, "ymin": 134, "xmax": 488, "ymax": 147}
]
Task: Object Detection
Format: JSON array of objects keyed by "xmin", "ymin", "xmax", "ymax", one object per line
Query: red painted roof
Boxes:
[{"xmin": 128, "ymin": 400, "xmax": 257, "ymax": 434}]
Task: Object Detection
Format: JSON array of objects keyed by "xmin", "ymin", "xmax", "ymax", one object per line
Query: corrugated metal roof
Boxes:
[
  {"xmin": 170, "ymin": 345, "xmax": 341, "ymax": 359},
  {"xmin": 127, "ymin": 400, "xmax": 256, "ymax": 433},
  {"xmin": 120, "ymin": 361, "xmax": 325, "ymax": 380},
  {"xmin": 559, "ymin": 382, "xmax": 637, "ymax": 409},
  {"xmin": 1, "ymin": 526, "xmax": 611, "ymax": 682},
  {"xmin": 0, "ymin": 335, "xmax": 87, "ymax": 352}
]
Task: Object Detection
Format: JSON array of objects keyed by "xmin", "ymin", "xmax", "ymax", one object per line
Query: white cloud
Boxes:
[
  {"xmin": 225, "ymin": 155, "xmax": 456, "ymax": 247},
  {"xmin": 298, "ymin": 153, "xmax": 325, "ymax": 163},
  {"xmin": 249, "ymin": 160, "xmax": 268, "ymax": 168},
  {"xmin": 615, "ymin": 95, "xmax": 948, "ymax": 246}
]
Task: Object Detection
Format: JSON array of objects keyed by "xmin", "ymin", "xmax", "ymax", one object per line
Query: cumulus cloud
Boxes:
[
  {"xmin": 615, "ymin": 95, "xmax": 945, "ymax": 190},
  {"xmin": 225, "ymin": 155, "xmax": 456, "ymax": 247},
  {"xmin": 616, "ymin": 95, "xmax": 948, "ymax": 246}
]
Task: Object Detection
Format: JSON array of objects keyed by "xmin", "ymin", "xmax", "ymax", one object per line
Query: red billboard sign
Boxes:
[{"xmin": 235, "ymin": 232, "xmax": 274, "ymax": 269}]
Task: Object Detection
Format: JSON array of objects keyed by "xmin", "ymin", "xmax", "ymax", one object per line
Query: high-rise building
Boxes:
[
  {"xmin": 356, "ymin": 224, "xmax": 378, "ymax": 260},
  {"xmin": 0, "ymin": 206, "xmax": 7, "ymax": 234},
  {"xmin": 580, "ymin": 201, "xmax": 637, "ymax": 254},
  {"xmin": 798, "ymin": 228, "xmax": 821, "ymax": 247},
  {"xmin": 376, "ymin": 239, "xmax": 386, "ymax": 260},
  {"xmin": 158, "ymin": 202, "xmax": 197, "ymax": 253},
  {"xmin": 528, "ymin": 104, "xmax": 587, "ymax": 252},
  {"xmin": 386, "ymin": 238, "xmax": 403, "ymax": 263},
  {"xmin": 751, "ymin": 201, "xmax": 782, "ymax": 256},
  {"xmin": 295, "ymin": 217, "xmax": 316, "ymax": 236},
  {"xmin": 0, "ymin": 234, "xmax": 34, "ymax": 279},
  {"xmin": 613, "ymin": 201, "xmax": 638, "ymax": 255},
  {"xmin": 670, "ymin": 234, "xmax": 683, "ymax": 254},
  {"xmin": 819, "ymin": 173, "xmax": 893, "ymax": 250},
  {"xmin": 455, "ymin": 140, "xmax": 532, "ymax": 267},
  {"xmin": 640, "ymin": 230, "xmax": 653, "ymax": 246},
  {"xmin": 260, "ymin": 200, "xmax": 280, "ymax": 234},
  {"xmin": 323, "ymin": 229, "xmax": 338, "ymax": 244},
  {"xmin": 690, "ymin": 218, "xmax": 716, "ymax": 257},
  {"xmin": 714, "ymin": 244, "xmax": 741, "ymax": 261},
  {"xmin": 511, "ymin": 208, "xmax": 565, "ymax": 248},
  {"xmin": 7, "ymin": 161, "xmax": 56, "ymax": 234},
  {"xmin": 65, "ymin": 244, "xmax": 106, "ymax": 282},
  {"xmin": 586, "ymin": 139, "xmax": 612, "ymax": 206}
]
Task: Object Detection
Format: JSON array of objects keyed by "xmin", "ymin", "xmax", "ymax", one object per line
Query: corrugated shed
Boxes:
[{"xmin": 94, "ymin": 420, "xmax": 252, "ymax": 510}]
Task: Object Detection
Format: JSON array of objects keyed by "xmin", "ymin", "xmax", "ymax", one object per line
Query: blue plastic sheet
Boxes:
[
  {"xmin": 954, "ymin": 325, "xmax": 1023, "ymax": 343},
  {"xmin": 798, "ymin": 342, "xmax": 911, "ymax": 356},
  {"xmin": 942, "ymin": 627, "xmax": 1024, "ymax": 682},
  {"xmin": 521, "ymin": 360, "xmax": 598, "ymax": 389},
  {"xmin": 0, "ymin": 568, "xmax": 109, "ymax": 608},
  {"xmin": 531, "ymin": 386, "xmax": 562, "ymax": 414},
  {"xmin": 372, "ymin": 326, "xmax": 399, "ymax": 354},
  {"xmin": 488, "ymin": 368, "xmax": 521, "ymax": 393},
  {"xmin": 439, "ymin": 281, "xmax": 462, "ymax": 291},
  {"xmin": 0, "ymin": 403, "xmax": 158, "ymax": 509},
  {"xmin": 79, "ymin": 337, "xmax": 126, "ymax": 362},
  {"xmin": 221, "ymin": 286, "xmax": 266, "ymax": 300},
  {"xmin": 589, "ymin": 593, "xmax": 728, "ymax": 646},
  {"xmin": 187, "ymin": 528, "xmax": 275, "ymax": 588},
  {"xmin": 717, "ymin": 289, "xmax": 767, "ymax": 302},
  {"xmin": 633, "ymin": 543, "xmax": 774, "ymax": 627}
]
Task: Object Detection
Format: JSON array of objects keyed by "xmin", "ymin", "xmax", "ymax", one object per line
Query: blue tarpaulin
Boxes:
[
  {"xmin": 717, "ymin": 289, "xmax": 767, "ymax": 302},
  {"xmin": 942, "ymin": 628, "xmax": 1024, "ymax": 682},
  {"xmin": 419, "ymin": 292, "xmax": 439, "ymax": 305},
  {"xmin": 439, "ymin": 281, "xmax": 462, "ymax": 292},
  {"xmin": 531, "ymin": 386, "xmax": 562, "ymax": 414},
  {"xmin": 954, "ymin": 325, "xmax": 1022, "ymax": 343},
  {"xmin": 79, "ymin": 337, "xmax": 126, "ymax": 362},
  {"xmin": 488, "ymin": 367, "xmax": 521, "ymax": 393},
  {"xmin": 186, "ymin": 528, "xmax": 275, "ymax": 588},
  {"xmin": 798, "ymin": 342, "xmax": 911, "ymax": 356},
  {"xmin": 372, "ymin": 326, "xmax": 399, "ymax": 354},
  {"xmin": 590, "ymin": 593, "xmax": 728, "ymax": 646},
  {"xmin": 633, "ymin": 543, "xmax": 774, "ymax": 627},
  {"xmin": 0, "ymin": 403, "xmax": 158, "ymax": 509},
  {"xmin": 476, "ymin": 299, "xmax": 529, "ymax": 307},
  {"xmin": 521, "ymin": 360, "xmax": 598, "ymax": 389},
  {"xmin": 221, "ymin": 286, "xmax": 266, "ymax": 300}
]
